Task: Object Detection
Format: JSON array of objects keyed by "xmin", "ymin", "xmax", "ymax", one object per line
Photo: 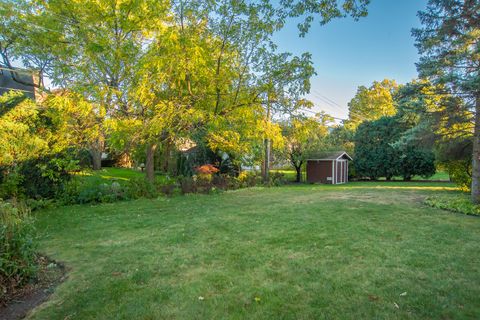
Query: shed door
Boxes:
[
  {"xmin": 338, "ymin": 160, "xmax": 346, "ymax": 184},
  {"xmin": 340, "ymin": 161, "xmax": 344, "ymax": 183}
]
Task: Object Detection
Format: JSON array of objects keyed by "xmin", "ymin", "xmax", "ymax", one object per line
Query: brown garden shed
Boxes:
[{"xmin": 306, "ymin": 151, "xmax": 353, "ymax": 184}]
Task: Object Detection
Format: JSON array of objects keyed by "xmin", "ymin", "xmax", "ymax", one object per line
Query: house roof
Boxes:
[
  {"xmin": 0, "ymin": 68, "xmax": 37, "ymax": 99},
  {"xmin": 307, "ymin": 151, "xmax": 353, "ymax": 161}
]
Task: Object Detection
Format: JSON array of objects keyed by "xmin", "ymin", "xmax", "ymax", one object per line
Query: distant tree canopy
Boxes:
[
  {"xmin": 346, "ymin": 79, "xmax": 398, "ymax": 129},
  {"xmin": 354, "ymin": 116, "xmax": 435, "ymax": 180}
]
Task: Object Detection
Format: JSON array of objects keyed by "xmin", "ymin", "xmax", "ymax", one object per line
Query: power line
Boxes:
[
  {"xmin": 312, "ymin": 89, "xmax": 344, "ymax": 109},
  {"xmin": 310, "ymin": 89, "xmax": 372, "ymax": 122},
  {"xmin": 296, "ymin": 107, "xmax": 346, "ymax": 122}
]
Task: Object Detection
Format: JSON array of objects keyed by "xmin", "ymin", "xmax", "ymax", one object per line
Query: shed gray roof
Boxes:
[{"xmin": 308, "ymin": 151, "xmax": 352, "ymax": 161}]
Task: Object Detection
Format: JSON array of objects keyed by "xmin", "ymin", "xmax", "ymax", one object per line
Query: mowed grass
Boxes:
[
  {"xmin": 30, "ymin": 182, "xmax": 480, "ymax": 319},
  {"xmin": 272, "ymin": 169, "xmax": 450, "ymax": 182},
  {"xmin": 74, "ymin": 167, "xmax": 170, "ymax": 184}
]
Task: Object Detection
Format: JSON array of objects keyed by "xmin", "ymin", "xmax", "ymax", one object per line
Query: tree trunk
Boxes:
[
  {"xmin": 91, "ymin": 138, "xmax": 104, "ymax": 170},
  {"xmin": 295, "ymin": 165, "xmax": 302, "ymax": 183},
  {"xmin": 146, "ymin": 143, "xmax": 157, "ymax": 183},
  {"xmin": 162, "ymin": 140, "xmax": 171, "ymax": 173},
  {"xmin": 263, "ymin": 96, "xmax": 271, "ymax": 184},
  {"xmin": 263, "ymin": 138, "xmax": 270, "ymax": 183},
  {"xmin": 471, "ymin": 95, "xmax": 480, "ymax": 203}
]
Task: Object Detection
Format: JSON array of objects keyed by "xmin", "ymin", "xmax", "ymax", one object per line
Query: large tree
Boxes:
[
  {"xmin": 393, "ymin": 80, "xmax": 472, "ymax": 184},
  {"xmin": 413, "ymin": 0, "xmax": 480, "ymax": 202},
  {"xmin": 354, "ymin": 116, "xmax": 436, "ymax": 180},
  {"xmin": 346, "ymin": 79, "xmax": 398, "ymax": 128}
]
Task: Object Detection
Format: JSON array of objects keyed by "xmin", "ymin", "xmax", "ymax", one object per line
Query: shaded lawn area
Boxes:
[{"xmin": 31, "ymin": 182, "xmax": 480, "ymax": 319}]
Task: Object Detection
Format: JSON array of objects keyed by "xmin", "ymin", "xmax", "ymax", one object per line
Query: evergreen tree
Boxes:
[
  {"xmin": 354, "ymin": 116, "xmax": 436, "ymax": 180},
  {"xmin": 354, "ymin": 117, "xmax": 402, "ymax": 180},
  {"xmin": 413, "ymin": 0, "xmax": 480, "ymax": 202}
]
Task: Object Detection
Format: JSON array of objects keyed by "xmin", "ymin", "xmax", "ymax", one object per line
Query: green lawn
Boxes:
[
  {"xmin": 30, "ymin": 182, "xmax": 480, "ymax": 319},
  {"xmin": 74, "ymin": 167, "xmax": 144, "ymax": 182},
  {"xmin": 273, "ymin": 169, "xmax": 450, "ymax": 182},
  {"xmin": 75, "ymin": 167, "xmax": 170, "ymax": 183}
]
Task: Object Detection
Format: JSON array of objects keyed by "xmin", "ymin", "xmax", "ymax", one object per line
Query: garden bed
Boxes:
[{"xmin": 0, "ymin": 256, "xmax": 66, "ymax": 320}]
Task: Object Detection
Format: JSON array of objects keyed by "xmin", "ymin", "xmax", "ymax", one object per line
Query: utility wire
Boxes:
[{"xmin": 296, "ymin": 107, "xmax": 346, "ymax": 122}]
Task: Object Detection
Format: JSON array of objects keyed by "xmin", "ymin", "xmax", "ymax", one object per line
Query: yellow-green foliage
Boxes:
[
  {"xmin": 346, "ymin": 79, "xmax": 398, "ymax": 129},
  {"xmin": 0, "ymin": 92, "xmax": 48, "ymax": 166},
  {"xmin": 425, "ymin": 194, "xmax": 480, "ymax": 216}
]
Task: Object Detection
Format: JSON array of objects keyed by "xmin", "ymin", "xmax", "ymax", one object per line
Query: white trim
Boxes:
[
  {"xmin": 306, "ymin": 152, "xmax": 353, "ymax": 162},
  {"xmin": 345, "ymin": 162, "xmax": 348, "ymax": 183},
  {"xmin": 331, "ymin": 160, "xmax": 335, "ymax": 185},
  {"xmin": 335, "ymin": 152, "xmax": 353, "ymax": 161},
  {"xmin": 335, "ymin": 159, "xmax": 348, "ymax": 184}
]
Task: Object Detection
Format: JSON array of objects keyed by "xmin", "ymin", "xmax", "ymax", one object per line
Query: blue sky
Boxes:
[{"xmin": 273, "ymin": 0, "xmax": 428, "ymax": 120}]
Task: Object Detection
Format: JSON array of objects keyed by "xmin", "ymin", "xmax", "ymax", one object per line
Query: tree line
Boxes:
[{"xmin": 0, "ymin": 0, "xmax": 479, "ymax": 203}]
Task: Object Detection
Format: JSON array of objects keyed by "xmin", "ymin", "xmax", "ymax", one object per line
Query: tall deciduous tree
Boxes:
[
  {"xmin": 413, "ymin": 0, "xmax": 480, "ymax": 202},
  {"xmin": 280, "ymin": 0, "xmax": 370, "ymax": 36},
  {"xmin": 346, "ymin": 79, "xmax": 398, "ymax": 128}
]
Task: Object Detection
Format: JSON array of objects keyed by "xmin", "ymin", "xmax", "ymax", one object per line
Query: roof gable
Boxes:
[
  {"xmin": 0, "ymin": 68, "xmax": 37, "ymax": 99},
  {"xmin": 308, "ymin": 151, "xmax": 353, "ymax": 161}
]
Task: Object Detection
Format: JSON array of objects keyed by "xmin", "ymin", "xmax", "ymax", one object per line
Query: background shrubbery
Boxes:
[{"xmin": 57, "ymin": 170, "xmax": 285, "ymax": 205}]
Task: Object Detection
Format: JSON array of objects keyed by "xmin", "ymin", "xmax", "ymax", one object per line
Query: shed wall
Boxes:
[{"xmin": 307, "ymin": 160, "xmax": 333, "ymax": 184}]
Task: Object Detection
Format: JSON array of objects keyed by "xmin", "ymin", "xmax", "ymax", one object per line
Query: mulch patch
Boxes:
[{"xmin": 0, "ymin": 255, "xmax": 67, "ymax": 320}]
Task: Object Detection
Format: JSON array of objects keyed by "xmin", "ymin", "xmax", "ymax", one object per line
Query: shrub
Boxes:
[
  {"xmin": 238, "ymin": 171, "xmax": 261, "ymax": 188},
  {"xmin": 0, "ymin": 168, "xmax": 23, "ymax": 199},
  {"xmin": 397, "ymin": 146, "xmax": 436, "ymax": 181},
  {"xmin": 123, "ymin": 177, "xmax": 159, "ymax": 199},
  {"xmin": 195, "ymin": 164, "xmax": 219, "ymax": 175},
  {"xmin": 61, "ymin": 178, "xmax": 128, "ymax": 204},
  {"xmin": 60, "ymin": 175, "xmax": 179, "ymax": 205},
  {"xmin": 0, "ymin": 200, "xmax": 37, "ymax": 303},
  {"xmin": 21, "ymin": 155, "xmax": 78, "ymax": 199},
  {"xmin": 212, "ymin": 174, "xmax": 229, "ymax": 190},
  {"xmin": 425, "ymin": 194, "xmax": 480, "ymax": 216},
  {"xmin": 196, "ymin": 175, "xmax": 214, "ymax": 194},
  {"xmin": 160, "ymin": 177, "xmax": 177, "ymax": 197},
  {"xmin": 267, "ymin": 172, "xmax": 287, "ymax": 187},
  {"xmin": 442, "ymin": 160, "xmax": 471, "ymax": 191},
  {"xmin": 178, "ymin": 176, "xmax": 197, "ymax": 194}
]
